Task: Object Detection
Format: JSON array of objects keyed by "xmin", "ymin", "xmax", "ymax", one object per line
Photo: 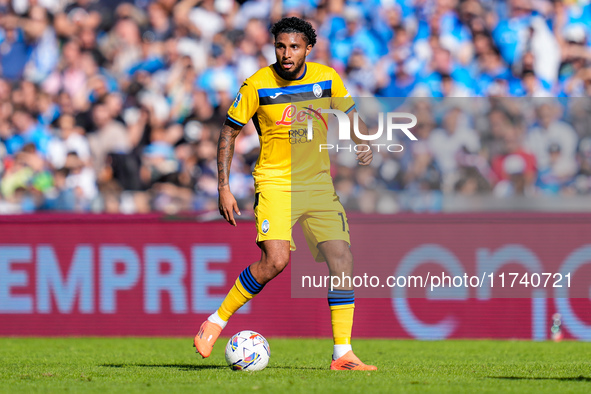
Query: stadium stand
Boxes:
[{"xmin": 1, "ymin": 0, "xmax": 591, "ymax": 213}]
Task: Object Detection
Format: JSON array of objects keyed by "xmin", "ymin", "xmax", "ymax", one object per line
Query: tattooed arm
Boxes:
[{"xmin": 217, "ymin": 122, "xmax": 242, "ymax": 226}]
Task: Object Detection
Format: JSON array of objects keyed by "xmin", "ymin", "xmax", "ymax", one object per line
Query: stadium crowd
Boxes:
[{"xmin": 0, "ymin": 0, "xmax": 591, "ymax": 214}]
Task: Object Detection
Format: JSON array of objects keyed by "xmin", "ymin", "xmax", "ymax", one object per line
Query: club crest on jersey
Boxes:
[
  {"xmin": 233, "ymin": 92, "xmax": 242, "ymax": 108},
  {"xmin": 313, "ymin": 83, "xmax": 323, "ymax": 98},
  {"xmin": 261, "ymin": 219, "xmax": 270, "ymax": 234}
]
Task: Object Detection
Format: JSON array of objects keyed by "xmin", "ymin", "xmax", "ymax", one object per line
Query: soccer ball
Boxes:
[{"xmin": 225, "ymin": 330, "xmax": 270, "ymax": 371}]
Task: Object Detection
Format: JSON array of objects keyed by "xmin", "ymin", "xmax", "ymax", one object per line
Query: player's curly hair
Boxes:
[{"xmin": 270, "ymin": 17, "xmax": 317, "ymax": 47}]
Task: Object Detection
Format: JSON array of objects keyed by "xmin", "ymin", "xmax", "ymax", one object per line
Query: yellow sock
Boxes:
[
  {"xmin": 330, "ymin": 304, "xmax": 354, "ymax": 345},
  {"xmin": 217, "ymin": 267, "xmax": 264, "ymax": 321}
]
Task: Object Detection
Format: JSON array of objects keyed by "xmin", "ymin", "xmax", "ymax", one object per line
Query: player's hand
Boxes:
[
  {"xmin": 356, "ymin": 146, "xmax": 373, "ymax": 166},
  {"xmin": 218, "ymin": 187, "xmax": 241, "ymax": 226}
]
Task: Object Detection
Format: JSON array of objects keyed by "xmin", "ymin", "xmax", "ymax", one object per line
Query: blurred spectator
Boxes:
[
  {"xmin": 493, "ymin": 153, "xmax": 535, "ymax": 197},
  {"xmin": 428, "ymin": 106, "xmax": 480, "ymax": 186},
  {"xmin": 88, "ymin": 103, "xmax": 130, "ymax": 174},
  {"xmin": 6, "ymin": 108, "xmax": 51, "ymax": 155},
  {"xmin": 535, "ymin": 142, "xmax": 575, "ymax": 195},
  {"xmin": 490, "ymin": 112, "xmax": 536, "ymax": 186},
  {"xmin": 525, "ymin": 100, "xmax": 578, "ymax": 175},
  {"xmin": 455, "ymin": 166, "xmax": 491, "ymax": 196},
  {"xmin": 47, "ymin": 114, "xmax": 91, "ymax": 168},
  {"xmin": 573, "ymin": 137, "xmax": 591, "ymax": 194}
]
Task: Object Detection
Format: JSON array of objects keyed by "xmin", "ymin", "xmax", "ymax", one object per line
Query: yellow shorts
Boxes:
[{"xmin": 254, "ymin": 189, "xmax": 350, "ymax": 262}]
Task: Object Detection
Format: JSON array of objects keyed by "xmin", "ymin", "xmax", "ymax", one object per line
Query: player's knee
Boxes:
[
  {"xmin": 328, "ymin": 249, "xmax": 353, "ymax": 273},
  {"xmin": 262, "ymin": 253, "xmax": 289, "ymax": 277},
  {"xmin": 336, "ymin": 247, "xmax": 353, "ymax": 264}
]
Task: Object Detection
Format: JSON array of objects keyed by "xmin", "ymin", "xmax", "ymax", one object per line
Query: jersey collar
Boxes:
[{"xmin": 272, "ymin": 63, "xmax": 307, "ymax": 81}]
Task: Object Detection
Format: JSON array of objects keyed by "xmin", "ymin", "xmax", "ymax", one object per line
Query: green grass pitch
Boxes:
[{"xmin": 0, "ymin": 338, "xmax": 589, "ymax": 393}]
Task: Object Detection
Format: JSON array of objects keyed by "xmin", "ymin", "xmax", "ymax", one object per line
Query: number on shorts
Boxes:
[{"xmin": 338, "ymin": 212, "xmax": 346, "ymax": 232}]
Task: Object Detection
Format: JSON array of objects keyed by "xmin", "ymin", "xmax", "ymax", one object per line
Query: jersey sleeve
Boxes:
[
  {"xmin": 226, "ymin": 79, "xmax": 259, "ymax": 128},
  {"xmin": 330, "ymin": 69, "xmax": 356, "ymax": 114}
]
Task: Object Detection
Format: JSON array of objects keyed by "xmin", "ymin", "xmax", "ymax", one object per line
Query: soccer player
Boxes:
[{"xmin": 194, "ymin": 17, "xmax": 376, "ymax": 371}]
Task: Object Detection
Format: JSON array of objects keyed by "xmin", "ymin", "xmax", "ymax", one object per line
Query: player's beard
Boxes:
[{"xmin": 276, "ymin": 59, "xmax": 305, "ymax": 80}]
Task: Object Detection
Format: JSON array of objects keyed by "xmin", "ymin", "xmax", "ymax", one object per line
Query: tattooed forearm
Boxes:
[{"xmin": 217, "ymin": 123, "xmax": 241, "ymax": 189}]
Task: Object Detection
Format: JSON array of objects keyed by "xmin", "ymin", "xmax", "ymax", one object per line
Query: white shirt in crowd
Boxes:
[
  {"xmin": 428, "ymin": 126, "xmax": 481, "ymax": 175},
  {"xmin": 47, "ymin": 133, "xmax": 92, "ymax": 169},
  {"xmin": 525, "ymin": 120, "xmax": 578, "ymax": 174}
]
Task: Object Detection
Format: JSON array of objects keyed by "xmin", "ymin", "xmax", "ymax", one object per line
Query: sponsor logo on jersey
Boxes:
[{"xmin": 275, "ymin": 104, "xmax": 325, "ymax": 126}]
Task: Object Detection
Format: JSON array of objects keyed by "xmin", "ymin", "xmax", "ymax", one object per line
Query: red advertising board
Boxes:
[{"xmin": 0, "ymin": 214, "xmax": 589, "ymax": 340}]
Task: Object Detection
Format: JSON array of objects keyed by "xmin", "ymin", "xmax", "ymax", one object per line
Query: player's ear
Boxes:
[{"xmin": 306, "ymin": 44, "xmax": 312, "ymax": 56}]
